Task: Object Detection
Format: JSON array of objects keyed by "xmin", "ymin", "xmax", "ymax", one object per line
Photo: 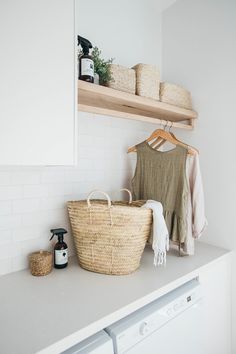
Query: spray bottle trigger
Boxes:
[{"xmin": 49, "ymin": 234, "xmax": 54, "ymax": 241}]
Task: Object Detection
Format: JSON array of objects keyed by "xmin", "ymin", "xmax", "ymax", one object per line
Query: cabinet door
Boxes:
[
  {"xmin": 199, "ymin": 255, "xmax": 232, "ymax": 354},
  {"xmin": 0, "ymin": 0, "xmax": 76, "ymax": 165}
]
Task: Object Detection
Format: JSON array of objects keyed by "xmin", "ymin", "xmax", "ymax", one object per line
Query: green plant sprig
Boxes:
[{"xmin": 92, "ymin": 47, "xmax": 114, "ymax": 85}]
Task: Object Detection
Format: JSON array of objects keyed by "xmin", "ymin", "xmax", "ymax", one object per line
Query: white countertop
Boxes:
[{"xmin": 0, "ymin": 241, "xmax": 230, "ymax": 354}]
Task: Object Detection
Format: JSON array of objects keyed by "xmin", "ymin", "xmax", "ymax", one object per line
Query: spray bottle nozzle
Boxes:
[
  {"xmin": 50, "ymin": 228, "xmax": 68, "ymax": 241},
  {"xmin": 78, "ymin": 35, "xmax": 93, "ymax": 55}
]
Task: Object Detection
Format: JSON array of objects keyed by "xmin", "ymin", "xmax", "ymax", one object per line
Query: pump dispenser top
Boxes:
[
  {"xmin": 50, "ymin": 228, "xmax": 67, "ymax": 242},
  {"xmin": 78, "ymin": 35, "xmax": 93, "ymax": 55},
  {"xmin": 50, "ymin": 228, "xmax": 68, "ymax": 269}
]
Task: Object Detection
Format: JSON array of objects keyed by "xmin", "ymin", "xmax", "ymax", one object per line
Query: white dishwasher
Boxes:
[
  {"xmin": 105, "ymin": 279, "xmax": 203, "ymax": 354},
  {"xmin": 62, "ymin": 330, "xmax": 114, "ymax": 354}
]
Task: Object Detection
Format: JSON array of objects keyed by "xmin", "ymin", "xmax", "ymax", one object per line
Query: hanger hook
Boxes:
[
  {"xmin": 164, "ymin": 121, "xmax": 168, "ymax": 131},
  {"xmin": 168, "ymin": 121, "xmax": 173, "ymax": 132}
]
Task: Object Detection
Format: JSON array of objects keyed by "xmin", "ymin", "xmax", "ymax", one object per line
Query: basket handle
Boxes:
[
  {"xmin": 87, "ymin": 190, "xmax": 112, "ymax": 209},
  {"xmin": 120, "ymin": 188, "xmax": 132, "ymax": 204}
]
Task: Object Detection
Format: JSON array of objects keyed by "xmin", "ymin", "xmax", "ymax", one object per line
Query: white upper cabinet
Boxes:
[{"xmin": 0, "ymin": 0, "xmax": 76, "ymax": 165}]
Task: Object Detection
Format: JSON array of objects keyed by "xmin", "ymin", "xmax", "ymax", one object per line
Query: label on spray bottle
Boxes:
[
  {"xmin": 81, "ymin": 58, "xmax": 94, "ymax": 77},
  {"xmin": 55, "ymin": 249, "xmax": 68, "ymax": 265}
]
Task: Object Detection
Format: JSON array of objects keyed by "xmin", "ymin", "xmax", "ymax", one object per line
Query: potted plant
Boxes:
[{"xmin": 91, "ymin": 47, "xmax": 114, "ymax": 85}]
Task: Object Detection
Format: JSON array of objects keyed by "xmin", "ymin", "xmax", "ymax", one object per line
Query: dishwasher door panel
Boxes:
[{"xmin": 122, "ymin": 301, "xmax": 206, "ymax": 354}]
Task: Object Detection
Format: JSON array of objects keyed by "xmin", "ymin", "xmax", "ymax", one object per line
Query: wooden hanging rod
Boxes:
[{"xmin": 79, "ymin": 104, "xmax": 194, "ymax": 130}]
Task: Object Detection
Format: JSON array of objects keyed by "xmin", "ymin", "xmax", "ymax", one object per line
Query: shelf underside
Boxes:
[{"xmin": 78, "ymin": 81, "xmax": 198, "ymax": 130}]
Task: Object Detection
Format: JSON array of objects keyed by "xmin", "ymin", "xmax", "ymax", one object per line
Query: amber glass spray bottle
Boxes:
[{"xmin": 50, "ymin": 228, "xmax": 68, "ymax": 269}]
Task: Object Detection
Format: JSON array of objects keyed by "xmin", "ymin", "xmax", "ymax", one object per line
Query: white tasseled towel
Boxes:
[{"xmin": 141, "ymin": 200, "xmax": 169, "ymax": 266}]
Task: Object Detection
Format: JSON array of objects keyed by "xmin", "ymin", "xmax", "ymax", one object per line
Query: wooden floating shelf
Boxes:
[{"xmin": 78, "ymin": 80, "xmax": 198, "ymax": 130}]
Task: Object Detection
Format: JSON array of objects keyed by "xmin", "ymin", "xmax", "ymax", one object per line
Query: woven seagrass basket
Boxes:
[
  {"xmin": 29, "ymin": 250, "xmax": 52, "ymax": 276},
  {"xmin": 160, "ymin": 82, "xmax": 192, "ymax": 109},
  {"xmin": 132, "ymin": 63, "xmax": 160, "ymax": 100},
  {"xmin": 67, "ymin": 190, "xmax": 152, "ymax": 275},
  {"xmin": 107, "ymin": 64, "xmax": 136, "ymax": 94}
]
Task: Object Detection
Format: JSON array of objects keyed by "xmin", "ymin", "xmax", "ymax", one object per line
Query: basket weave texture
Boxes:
[
  {"xmin": 29, "ymin": 251, "xmax": 52, "ymax": 276},
  {"xmin": 133, "ymin": 63, "xmax": 160, "ymax": 100},
  {"xmin": 160, "ymin": 82, "xmax": 192, "ymax": 109},
  {"xmin": 67, "ymin": 191, "xmax": 152, "ymax": 275},
  {"xmin": 107, "ymin": 64, "xmax": 136, "ymax": 94}
]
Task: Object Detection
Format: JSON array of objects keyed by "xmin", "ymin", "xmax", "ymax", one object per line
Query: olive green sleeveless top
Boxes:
[{"xmin": 132, "ymin": 141, "xmax": 188, "ymax": 243}]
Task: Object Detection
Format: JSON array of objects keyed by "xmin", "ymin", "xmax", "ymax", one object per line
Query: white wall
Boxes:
[
  {"xmin": 0, "ymin": 0, "xmax": 162, "ymax": 275},
  {"xmin": 162, "ymin": 0, "xmax": 236, "ymax": 351},
  {"xmin": 77, "ymin": 0, "xmax": 162, "ymax": 68}
]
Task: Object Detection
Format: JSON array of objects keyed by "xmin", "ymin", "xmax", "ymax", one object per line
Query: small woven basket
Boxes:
[
  {"xmin": 132, "ymin": 63, "xmax": 160, "ymax": 100},
  {"xmin": 160, "ymin": 82, "xmax": 192, "ymax": 109},
  {"xmin": 107, "ymin": 64, "xmax": 136, "ymax": 94},
  {"xmin": 67, "ymin": 190, "xmax": 152, "ymax": 275},
  {"xmin": 29, "ymin": 250, "xmax": 52, "ymax": 276}
]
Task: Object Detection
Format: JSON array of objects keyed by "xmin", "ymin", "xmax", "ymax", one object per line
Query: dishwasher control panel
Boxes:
[
  {"xmin": 163, "ymin": 291, "xmax": 196, "ymax": 318},
  {"xmin": 105, "ymin": 279, "xmax": 202, "ymax": 354}
]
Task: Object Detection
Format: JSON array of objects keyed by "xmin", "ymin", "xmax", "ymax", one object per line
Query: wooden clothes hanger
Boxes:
[
  {"xmin": 150, "ymin": 121, "xmax": 169, "ymax": 149},
  {"xmin": 128, "ymin": 121, "xmax": 198, "ymax": 156},
  {"xmin": 150, "ymin": 122, "xmax": 199, "ymax": 154}
]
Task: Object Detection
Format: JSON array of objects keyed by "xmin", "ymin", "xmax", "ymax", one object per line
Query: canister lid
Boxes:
[{"xmin": 29, "ymin": 250, "xmax": 52, "ymax": 261}]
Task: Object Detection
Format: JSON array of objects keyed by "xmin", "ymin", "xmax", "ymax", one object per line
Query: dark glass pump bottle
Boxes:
[
  {"xmin": 78, "ymin": 35, "xmax": 94, "ymax": 83},
  {"xmin": 50, "ymin": 228, "xmax": 68, "ymax": 269}
]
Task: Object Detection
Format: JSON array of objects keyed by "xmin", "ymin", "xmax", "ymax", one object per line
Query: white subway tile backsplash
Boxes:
[
  {"xmin": 0, "ymin": 113, "xmax": 156, "ymax": 275},
  {"xmin": 67, "ymin": 191, "xmax": 87, "ymax": 201},
  {"xmin": 0, "ymin": 172, "xmax": 12, "ymax": 186},
  {"xmin": 21, "ymin": 212, "xmax": 43, "ymax": 227},
  {"xmin": 77, "ymin": 158, "xmax": 94, "ymax": 171},
  {"xmin": 88, "ymin": 135, "xmax": 110, "ymax": 146},
  {"xmin": 41, "ymin": 169, "xmax": 65, "ymax": 184},
  {"xmin": 16, "ymin": 237, "xmax": 50, "ymax": 258},
  {"xmin": 11, "ymin": 256, "xmax": 28, "ymax": 273},
  {"xmin": 11, "ymin": 171, "xmax": 41, "ymax": 185},
  {"xmin": 77, "ymin": 134, "xmax": 93, "ymax": 147},
  {"xmin": 12, "ymin": 226, "xmax": 41, "ymax": 242},
  {"xmin": 78, "ymin": 147, "xmax": 99, "ymax": 159},
  {"xmin": 12, "ymin": 198, "xmax": 41, "ymax": 214},
  {"xmin": 0, "ymin": 214, "xmax": 21, "ymax": 230},
  {"xmin": 0, "ymin": 185, "xmax": 23, "ymax": 200},
  {"xmin": 43, "ymin": 183, "xmax": 73, "ymax": 198},
  {"xmin": 0, "ymin": 201, "xmax": 12, "ymax": 215},
  {"xmin": 64, "ymin": 183, "xmax": 75, "ymax": 196},
  {"xmin": 47, "ymin": 183, "xmax": 67, "ymax": 197},
  {"xmin": 0, "ymin": 241, "xmax": 20, "ymax": 260},
  {"xmin": 0, "ymin": 230, "xmax": 12, "ymax": 244},
  {"xmin": 40, "ymin": 196, "xmax": 66, "ymax": 211},
  {"xmin": 71, "ymin": 181, "xmax": 90, "ymax": 195},
  {"xmin": 23, "ymin": 185, "xmax": 48, "ymax": 199},
  {"xmin": 39, "ymin": 209, "xmax": 68, "ymax": 229},
  {"xmin": 64, "ymin": 169, "xmax": 83, "ymax": 183}
]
